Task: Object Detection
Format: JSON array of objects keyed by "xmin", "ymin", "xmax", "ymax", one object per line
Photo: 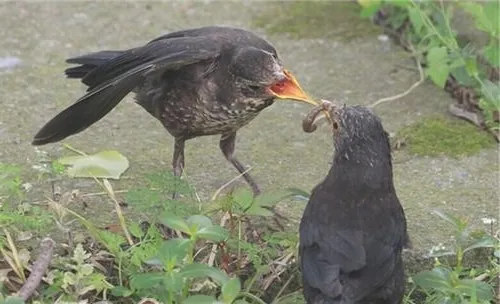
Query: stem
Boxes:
[
  {"xmin": 236, "ymin": 292, "xmax": 267, "ymax": 304},
  {"xmin": 17, "ymin": 238, "xmax": 56, "ymax": 301},
  {"xmin": 237, "ymin": 218, "xmax": 242, "ymax": 271},
  {"xmin": 272, "ymin": 270, "xmax": 296, "ymax": 303}
]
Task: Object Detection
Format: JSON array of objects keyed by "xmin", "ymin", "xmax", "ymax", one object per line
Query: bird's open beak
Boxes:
[{"xmin": 268, "ymin": 70, "xmax": 318, "ymax": 106}]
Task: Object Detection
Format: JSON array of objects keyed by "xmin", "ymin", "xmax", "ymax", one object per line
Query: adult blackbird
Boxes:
[
  {"xmin": 299, "ymin": 101, "xmax": 409, "ymax": 304},
  {"xmin": 32, "ymin": 26, "xmax": 316, "ymax": 196}
]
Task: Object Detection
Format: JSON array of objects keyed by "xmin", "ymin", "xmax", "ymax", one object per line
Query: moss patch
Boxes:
[
  {"xmin": 251, "ymin": 1, "xmax": 380, "ymax": 41},
  {"xmin": 398, "ymin": 116, "xmax": 496, "ymax": 157}
]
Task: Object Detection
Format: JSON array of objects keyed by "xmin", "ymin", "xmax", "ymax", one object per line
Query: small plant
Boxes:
[
  {"xmin": 408, "ymin": 209, "xmax": 499, "ymax": 303},
  {"xmin": 359, "ymin": 0, "xmax": 500, "ymax": 138},
  {"xmin": 45, "ymin": 243, "xmax": 112, "ymax": 302}
]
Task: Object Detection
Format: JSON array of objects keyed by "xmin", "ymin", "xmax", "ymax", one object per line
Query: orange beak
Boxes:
[{"xmin": 268, "ymin": 70, "xmax": 318, "ymax": 106}]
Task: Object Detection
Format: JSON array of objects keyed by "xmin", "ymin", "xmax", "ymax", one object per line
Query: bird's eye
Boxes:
[{"xmin": 332, "ymin": 121, "xmax": 339, "ymax": 130}]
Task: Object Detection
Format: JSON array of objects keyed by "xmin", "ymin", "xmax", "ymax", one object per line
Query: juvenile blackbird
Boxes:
[
  {"xmin": 299, "ymin": 101, "xmax": 409, "ymax": 304},
  {"xmin": 32, "ymin": 26, "xmax": 316, "ymax": 196}
]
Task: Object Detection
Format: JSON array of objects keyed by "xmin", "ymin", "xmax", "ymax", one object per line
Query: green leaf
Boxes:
[
  {"xmin": 197, "ymin": 225, "xmax": 229, "ymax": 242},
  {"xmin": 459, "ymin": 2, "xmax": 498, "ymax": 35},
  {"xmin": 483, "ymin": 41, "xmax": 500, "ymax": 67},
  {"xmin": 128, "ymin": 221, "xmax": 145, "ymax": 239},
  {"xmin": 180, "ymin": 263, "xmax": 229, "ymax": 286},
  {"xmin": 426, "ymin": 47, "xmax": 450, "ymax": 88},
  {"xmin": 463, "ymin": 234, "xmax": 497, "ymax": 253},
  {"xmin": 232, "ymin": 188, "xmax": 254, "ymax": 211},
  {"xmin": 164, "ymin": 271, "xmax": 184, "ymax": 293},
  {"xmin": 359, "ymin": 1, "xmax": 382, "ymax": 19},
  {"xmin": 408, "ymin": 6, "xmax": 423, "ymax": 35},
  {"xmin": 129, "ymin": 272, "xmax": 165, "ymax": 290},
  {"xmin": 254, "ymin": 187, "xmax": 310, "ymax": 208},
  {"xmin": 412, "ymin": 267, "xmax": 452, "ymax": 291},
  {"xmin": 481, "ymin": 80, "xmax": 500, "ymax": 107},
  {"xmin": 184, "ymin": 295, "xmax": 218, "ymax": 304},
  {"xmin": 245, "ymin": 205, "xmax": 274, "ymax": 217},
  {"xmin": 160, "ymin": 213, "xmax": 190, "ymax": 234},
  {"xmin": 3, "ymin": 297, "xmax": 25, "ymax": 304},
  {"xmin": 221, "ymin": 277, "xmax": 241, "ymax": 304},
  {"xmin": 111, "ymin": 286, "xmax": 134, "ymax": 297},
  {"xmin": 432, "ymin": 209, "xmax": 464, "ymax": 229},
  {"xmin": 187, "ymin": 215, "xmax": 213, "ymax": 230},
  {"xmin": 450, "ymin": 66, "xmax": 477, "ymax": 87},
  {"xmin": 156, "ymin": 238, "xmax": 191, "ymax": 265},
  {"xmin": 456, "ymin": 279, "xmax": 494, "ymax": 301},
  {"xmin": 58, "ymin": 150, "xmax": 129, "ymax": 179}
]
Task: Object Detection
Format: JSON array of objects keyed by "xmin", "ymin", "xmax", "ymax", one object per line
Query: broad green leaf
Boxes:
[
  {"xmin": 232, "ymin": 188, "xmax": 254, "ymax": 211},
  {"xmin": 463, "ymin": 234, "xmax": 497, "ymax": 253},
  {"xmin": 155, "ymin": 238, "xmax": 191, "ymax": 266},
  {"xmin": 254, "ymin": 187, "xmax": 310, "ymax": 208},
  {"xmin": 408, "ymin": 6, "xmax": 423, "ymax": 35},
  {"xmin": 426, "ymin": 47, "xmax": 450, "ymax": 88},
  {"xmin": 356, "ymin": 0, "xmax": 378, "ymax": 8},
  {"xmin": 187, "ymin": 214, "xmax": 213, "ymax": 230},
  {"xmin": 450, "ymin": 66, "xmax": 477, "ymax": 87},
  {"xmin": 164, "ymin": 271, "xmax": 184, "ymax": 293},
  {"xmin": 197, "ymin": 225, "xmax": 229, "ymax": 242},
  {"xmin": 412, "ymin": 267, "xmax": 452, "ymax": 291},
  {"xmin": 221, "ymin": 277, "xmax": 241, "ymax": 304},
  {"xmin": 481, "ymin": 80, "xmax": 500, "ymax": 107},
  {"xmin": 129, "ymin": 272, "xmax": 165, "ymax": 290},
  {"xmin": 464, "ymin": 58, "xmax": 478, "ymax": 78},
  {"xmin": 180, "ymin": 263, "xmax": 229, "ymax": 285},
  {"xmin": 245, "ymin": 205, "xmax": 274, "ymax": 217},
  {"xmin": 459, "ymin": 2, "xmax": 498, "ymax": 35},
  {"xmin": 58, "ymin": 150, "xmax": 129, "ymax": 179},
  {"xmin": 359, "ymin": 1, "xmax": 382, "ymax": 19},
  {"xmin": 3, "ymin": 297, "xmax": 25, "ymax": 304},
  {"xmin": 184, "ymin": 295, "xmax": 218, "ymax": 304},
  {"xmin": 111, "ymin": 286, "xmax": 134, "ymax": 297},
  {"xmin": 456, "ymin": 279, "xmax": 494, "ymax": 301},
  {"xmin": 483, "ymin": 41, "xmax": 500, "ymax": 67},
  {"xmin": 161, "ymin": 213, "xmax": 190, "ymax": 234}
]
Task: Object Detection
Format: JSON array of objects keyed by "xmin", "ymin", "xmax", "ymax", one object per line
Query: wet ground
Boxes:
[{"xmin": 0, "ymin": 1, "xmax": 498, "ymax": 258}]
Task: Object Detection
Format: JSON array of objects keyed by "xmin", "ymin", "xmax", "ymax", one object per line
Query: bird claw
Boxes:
[{"xmin": 302, "ymin": 99, "xmax": 334, "ymax": 133}]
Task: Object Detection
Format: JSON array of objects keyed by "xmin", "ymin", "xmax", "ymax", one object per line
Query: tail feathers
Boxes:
[
  {"xmin": 64, "ymin": 50, "xmax": 124, "ymax": 83},
  {"xmin": 32, "ymin": 68, "xmax": 145, "ymax": 146}
]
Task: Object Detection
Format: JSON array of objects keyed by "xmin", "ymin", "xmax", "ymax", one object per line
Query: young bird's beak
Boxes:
[{"xmin": 268, "ymin": 70, "xmax": 318, "ymax": 106}]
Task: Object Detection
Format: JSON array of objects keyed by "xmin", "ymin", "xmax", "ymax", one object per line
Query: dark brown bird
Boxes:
[
  {"xmin": 299, "ymin": 101, "xmax": 409, "ymax": 304},
  {"xmin": 32, "ymin": 26, "xmax": 316, "ymax": 196}
]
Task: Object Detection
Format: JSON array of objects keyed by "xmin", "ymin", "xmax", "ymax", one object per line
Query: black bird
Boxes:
[
  {"xmin": 32, "ymin": 26, "xmax": 316, "ymax": 196},
  {"xmin": 299, "ymin": 101, "xmax": 409, "ymax": 304}
]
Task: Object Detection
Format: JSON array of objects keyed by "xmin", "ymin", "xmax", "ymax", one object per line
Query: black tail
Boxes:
[
  {"xmin": 64, "ymin": 50, "xmax": 124, "ymax": 84},
  {"xmin": 32, "ymin": 50, "xmax": 148, "ymax": 146}
]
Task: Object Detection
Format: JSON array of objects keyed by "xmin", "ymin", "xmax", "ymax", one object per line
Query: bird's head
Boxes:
[
  {"xmin": 303, "ymin": 100, "xmax": 391, "ymax": 157},
  {"xmin": 228, "ymin": 46, "xmax": 318, "ymax": 106}
]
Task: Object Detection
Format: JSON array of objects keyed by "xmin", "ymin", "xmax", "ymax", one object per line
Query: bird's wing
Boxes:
[
  {"xmin": 299, "ymin": 193, "xmax": 406, "ymax": 302},
  {"xmin": 80, "ymin": 36, "xmax": 221, "ymax": 90},
  {"xmin": 300, "ymin": 219, "xmax": 366, "ymax": 300},
  {"xmin": 32, "ymin": 37, "xmax": 221, "ymax": 145}
]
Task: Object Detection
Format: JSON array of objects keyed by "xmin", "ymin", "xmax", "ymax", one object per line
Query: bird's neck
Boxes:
[{"xmin": 325, "ymin": 144, "xmax": 394, "ymax": 193}]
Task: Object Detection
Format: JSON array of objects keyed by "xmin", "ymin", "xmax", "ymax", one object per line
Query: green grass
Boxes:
[
  {"xmin": 398, "ymin": 116, "xmax": 496, "ymax": 157},
  {"xmin": 252, "ymin": 1, "xmax": 380, "ymax": 41}
]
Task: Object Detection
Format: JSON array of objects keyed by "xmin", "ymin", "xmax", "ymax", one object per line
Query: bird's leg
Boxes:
[
  {"xmin": 219, "ymin": 132, "xmax": 261, "ymax": 196},
  {"xmin": 171, "ymin": 138, "xmax": 185, "ymax": 200}
]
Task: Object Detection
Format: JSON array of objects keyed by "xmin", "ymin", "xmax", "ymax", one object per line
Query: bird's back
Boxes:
[{"xmin": 299, "ymin": 167, "xmax": 407, "ymax": 304}]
